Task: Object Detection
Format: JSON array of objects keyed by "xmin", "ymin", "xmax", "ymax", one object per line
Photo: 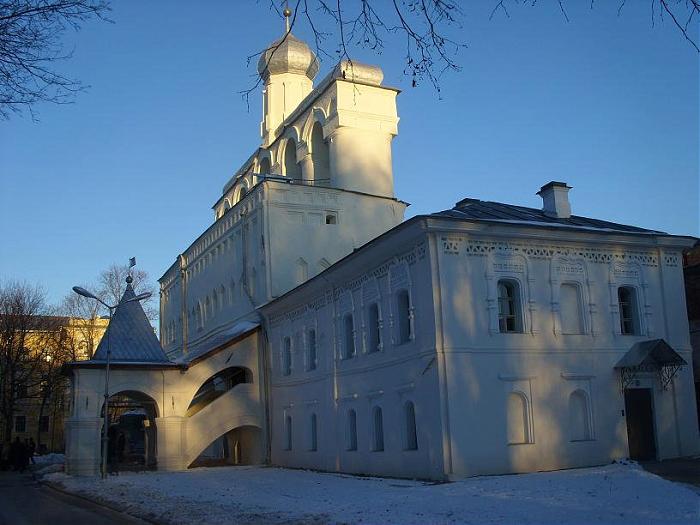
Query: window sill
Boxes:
[
  {"xmin": 569, "ymin": 439, "xmax": 595, "ymax": 443},
  {"xmin": 507, "ymin": 441, "xmax": 534, "ymax": 446}
]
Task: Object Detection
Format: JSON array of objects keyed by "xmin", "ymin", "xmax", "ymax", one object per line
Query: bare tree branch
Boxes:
[{"xmin": 0, "ymin": 0, "xmax": 111, "ymax": 121}]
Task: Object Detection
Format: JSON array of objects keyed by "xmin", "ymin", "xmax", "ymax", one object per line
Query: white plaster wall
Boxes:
[
  {"xmin": 265, "ymin": 236, "xmax": 445, "ymax": 479},
  {"xmin": 430, "ymin": 227, "xmax": 699, "ymax": 477}
]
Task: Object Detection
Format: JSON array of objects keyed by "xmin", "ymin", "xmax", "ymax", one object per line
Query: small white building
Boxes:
[{"xmin": 64, "ymin": 22, "xmax": 699, "ymax": 480}]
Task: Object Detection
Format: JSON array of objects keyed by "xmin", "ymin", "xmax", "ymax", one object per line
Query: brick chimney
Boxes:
[{"xmin": 537, "ymin": 181, "xmax": 572, "ymax": 219}]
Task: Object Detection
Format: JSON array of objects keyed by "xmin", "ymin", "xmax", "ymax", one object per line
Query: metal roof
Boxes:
[
  {"xmin": 92, "ymin": 283, "xmax": 171, "ymax": 364},
  {"xmin": 614, "ymin": 339, "xmax": 687, "ymax": 369},
  {"xmin": 431, "ymin": 198, "xmax": 666, "ymax": 235}
]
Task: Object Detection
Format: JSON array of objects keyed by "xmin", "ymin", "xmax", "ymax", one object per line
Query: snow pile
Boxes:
[
  {"xmin": 35, "ymin": 463, "xmax": 63, "ymax": 476},
  {"xmin": 46, "ymin": 463, "xmax": 699, "ymax": 525},
  {"xmin": 34, "ymin": 453, "xmax": 65, "ymax": 465}
]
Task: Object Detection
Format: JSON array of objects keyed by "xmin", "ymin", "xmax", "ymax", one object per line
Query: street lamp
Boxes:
[{"xmin": 72, "ymin": 281, "xmax": 151, "ymax": 479}]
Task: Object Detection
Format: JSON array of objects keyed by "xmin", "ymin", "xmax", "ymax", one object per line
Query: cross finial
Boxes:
[{"xmin": 283, "ymin": 3, "xmax": 292, "ymax": 33}]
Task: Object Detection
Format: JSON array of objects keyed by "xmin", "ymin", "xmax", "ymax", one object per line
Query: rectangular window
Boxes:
[
  {"xmin": 498, "ymin": 280, "xmax": 522, "ymax": 333},
  {"xmin": 14, "ymin": 415, "xmax": 26, "ymax": 433},
  {"xmin": 343, "ymin": 314, "xmax": 355, "ymax": 359},
  {"xmin": 396, "ymin": 290, "xmax": 412, "ymax": 344},
  {"xmin": 39, "ymin": 415, "xmax": 49, "ymax": 433},
  {"xmin": 367, "ymin": 303, "xmax": 381, "ymax": 353},
  {"xmin": 618, "ymin": 287, "xmax": 638, "ymax": 335},
  {"xmin": 306, "ymin": 329, "xmax": 317, "ymax": 371},
  {"xmin": 282, "ymin": 337, "xmax": 292, "ymax": 376}
]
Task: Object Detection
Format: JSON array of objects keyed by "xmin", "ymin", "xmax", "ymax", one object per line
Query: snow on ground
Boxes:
[
  {"xmin": 45, "ymin": 463, "xmax": 699, "ymax": 525},
  {"xmin": 34, "ymin": 453, "xmax": 65, "ymax": 465}
]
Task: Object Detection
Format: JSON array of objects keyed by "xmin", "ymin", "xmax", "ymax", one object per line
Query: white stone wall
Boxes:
[
  {"xmin": 264, "ymin": 234, "xmax": 446, "ymax": 479},
  {"xmin": 430, "ymin": 225, "xmax": 699, "ymax": 477}
]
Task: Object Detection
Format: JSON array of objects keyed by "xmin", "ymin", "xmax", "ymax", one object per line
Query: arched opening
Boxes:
[
  {"xmin": 311, "ymin": 121, "xmax": 330, "ymax": 185},
  {"xmin": 101, "ymin": 390, "xmax": 158, "ymax": 472},
  {"xmin": 190, "ymin": 425, "xmax": 263, "ymax": 468},
  {"xmin": 569, "ymin": 390, "xmax": 592, "ymax": 441},
  {"xmin": 507, "ymin": 392, "xmax": 530, "ymax": 445},
  {"xmin": 284, "ymin": 138, "xmax": 301, "ymax": 180},
  {"xmin": 186, "ymin": 366, "xmax": 253, "ymax": 417},
  {"xmin": 258, "ymin": 156, "xmax": 271, "ymax": 175},
  {"xmin": 404, "ymin": 401, "xmax": 418, "ymax": 450}
]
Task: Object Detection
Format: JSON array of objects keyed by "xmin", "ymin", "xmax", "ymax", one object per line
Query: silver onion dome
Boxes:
[{"xmin": 257, "ymin": 33, "xmax": 320, "ymax": 82}]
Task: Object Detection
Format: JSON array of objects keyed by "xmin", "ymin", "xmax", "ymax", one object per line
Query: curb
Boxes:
[{"xmin": 39, "ymin": 477, "xmax": 167, "ymax": 525}]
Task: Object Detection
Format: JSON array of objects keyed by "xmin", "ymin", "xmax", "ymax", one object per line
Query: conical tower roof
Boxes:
[{"xmin": 92, "ymin": 280, "xmax": 170, "ymax": 363}]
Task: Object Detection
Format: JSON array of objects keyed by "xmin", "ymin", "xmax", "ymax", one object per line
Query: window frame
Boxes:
[
  {"xmin": 395, "ymin": 289, "xmax": 412, "ymax": 345},
  {"xmin": 282, "ymin": 336, "xmax": 292, "ymax": 376},
  {"xmin": 367, "ymin": 302, "xmax": 381, "ymax": 353},
  {"xmin": 497, "ymin": 279, "xmax": 522, "ymax": 334},
  {"xmin": 618, "ymin": 286, "xmax": 639, "ymax": 335}
]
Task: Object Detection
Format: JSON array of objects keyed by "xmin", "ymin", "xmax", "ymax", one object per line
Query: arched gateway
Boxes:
[{"xmin": 63, "ymin": 277, "xmax": 264, "ymax": 476}]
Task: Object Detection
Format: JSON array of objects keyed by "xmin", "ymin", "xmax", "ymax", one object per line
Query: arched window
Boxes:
[
  {"xmin": 196, "ymin": 303, "xmax": 203, "ymax": 331},
  {"xmin": 284, "ymin": 414, "xmax": 293, "ymax": 450},
  {"xmin": 212, "ymin": 288, "xmax": 219, "ymax": 315},
  {"xmin": 396, "ymin": 289, "xmax": 412, "ymax": 344},
  {"xmin": 258, "ymin": 156, "xmax": 271, "ymax": 175},
  {"xmin": 618, "ymin": 286, "xmax": 638, "ymax": 335},
  {"xmin": 507, "ymin": 392, "xmax": 530, "ymax": 445},
  {"xmin": 309, "ymin": 413, "xmax": 318, "ymax": 451},
  {"xmin": 498, "ymin": 280, "xmax": 522, "ymax": 333},
  {"xmin": 284, "ymin": 138, "xmax": 301, "ymax": 180},
  {"xmin": 204, "ymin": 296, "xmax": 211, "ymax": 323},
  {"xmin": 220, "ymin": 285, "xmax": 226, "ymax": 309},
  {"xmin": 343, "ymin": 313, "xmax": 355, "ymax": 359},
  {"xmin": 311, "ymin": 121, "xmax": 330, "ymax": 184},
  {"xmin": 569, "ymin": 390, "xmax": 592, "ymax": 441},
  {"xmin": 237, "ymin": 185, "xmax": 248, "ymax": 203},
  {"xmin": 404, "ymin": 401, "xmax": 418, "ymax": 450},
  {"xmin": 372, "ymin": 406, "xmax": 384, "ymax": 452},
  {"xmin": 306, "ymin": 329, "xmax": 317, "ymax": 371},
  {"xmin": 560, "ymin": 283, "xmax": 583, "ymax": 334},
  {"xmin": 346, "ymin": 409, "xmax": 357, "ymax": 451},
  {"xmin": 282, "ymin": 337, "xmax": 292, "ymax": 376},
  {"xmin": 367, "ymin": 302, "xmax": 381, "ymax": 353}
]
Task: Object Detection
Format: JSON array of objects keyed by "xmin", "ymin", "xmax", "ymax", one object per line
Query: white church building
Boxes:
[{"xmin": 64, "ymin": 20, "xmax": 699, "ymax": 480}]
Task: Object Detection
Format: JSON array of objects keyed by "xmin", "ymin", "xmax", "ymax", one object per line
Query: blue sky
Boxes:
[{"xmin": 1, "ymin": 1, "xmax": 698, "ymax": 307}]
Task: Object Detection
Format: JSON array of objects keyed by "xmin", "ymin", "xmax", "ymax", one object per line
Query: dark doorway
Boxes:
[
  {"xmin": 624, "ymin": 388, "xmax": 657, "ymax": 461},
  {"xmin": 101, "ymin": 391, "xmax": 158, "ymax": 471}
]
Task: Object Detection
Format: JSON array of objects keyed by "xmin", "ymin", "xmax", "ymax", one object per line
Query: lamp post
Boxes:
[{"xmin": 72, "ymin": 281, "xmax": 151, "ymax": 479}]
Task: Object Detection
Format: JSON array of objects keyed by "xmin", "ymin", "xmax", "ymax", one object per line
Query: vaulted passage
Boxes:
[{"xmin": 101, "ymin": 390, "xmax": 158, "ymax": 472}]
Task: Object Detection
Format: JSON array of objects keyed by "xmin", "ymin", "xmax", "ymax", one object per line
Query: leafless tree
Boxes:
[
  {"xmin": 0, "ymin": 281, "xmax": 59, "ymax": 447},
  {"xmin": 97, "ymin": 263, "xmax": 158, "ymax": 321},
  {"xmin": 0, "ymin": 0, "xmax": 110, "ymax": 120},
  {"xmin": 244, "ymin": 0, "xmax": 699, "ymax": 104}
]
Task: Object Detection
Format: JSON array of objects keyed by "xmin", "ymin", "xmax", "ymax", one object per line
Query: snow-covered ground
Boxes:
[{"xmin": 45, "ymin": 463, "xmax": 699, "ymax": 525}]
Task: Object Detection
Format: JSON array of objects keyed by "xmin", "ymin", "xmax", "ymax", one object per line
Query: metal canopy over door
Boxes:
[{"xmin": 624, "ymin": 388, "xmax": 657, "ymax": 461}]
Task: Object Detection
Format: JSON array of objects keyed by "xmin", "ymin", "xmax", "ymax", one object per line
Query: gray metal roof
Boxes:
[
  {"xmin": 431, "ymin": 198, "xmax": 666, "ymax": 235},
  {"xmin": 92, "ymin": 284, "xmax": 171, "ymax": 363},
  {"xmin": 614, "ymin": 339, "xmax": 687, "ymax": 369}
]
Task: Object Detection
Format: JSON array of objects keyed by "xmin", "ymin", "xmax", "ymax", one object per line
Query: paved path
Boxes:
[{"xmin": 0, "ymin": 471, "xmax": 145, "ymax": 525}]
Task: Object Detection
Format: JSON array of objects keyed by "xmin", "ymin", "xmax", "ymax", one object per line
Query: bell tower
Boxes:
[{"xmin": 258, "ymin": 8, "xmax": 319, "ymax": 146}]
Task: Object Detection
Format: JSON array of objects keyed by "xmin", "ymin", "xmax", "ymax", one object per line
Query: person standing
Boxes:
[{"xmin": 27, "ymin": 438, "xmax": 36, "ymax": 465}]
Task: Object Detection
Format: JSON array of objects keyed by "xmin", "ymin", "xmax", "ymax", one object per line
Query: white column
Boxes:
[
  {"xmin": 64, "ymin": 417, "xmax": 102, "ymax": 476},
  {"xmin": 156, "ymin": 416, "xmax": 187, "ymax": 471}
]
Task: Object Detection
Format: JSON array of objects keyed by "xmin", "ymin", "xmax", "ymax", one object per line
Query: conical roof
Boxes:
[{"xmin": 92, "ymin": 281, "xmax": 170, "ymax": 363}]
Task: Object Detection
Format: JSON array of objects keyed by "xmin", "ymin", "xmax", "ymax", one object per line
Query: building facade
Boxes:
[
  {"xmin": 2, "ymin": 316, "xmax": 107, "ymax": 454},
  {"xmin": 64, "ymin": 23, "xmax": 699, "ymax": 479}
]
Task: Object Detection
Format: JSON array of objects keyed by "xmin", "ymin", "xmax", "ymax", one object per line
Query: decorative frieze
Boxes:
[{"xmin": 442, "ymin": 237, "xmax": 659, "ymax": 267}]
